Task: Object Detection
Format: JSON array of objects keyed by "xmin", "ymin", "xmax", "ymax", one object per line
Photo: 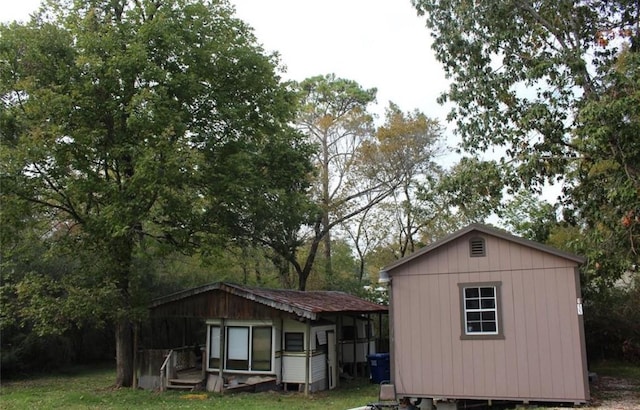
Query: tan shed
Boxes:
[{"xmin": 383, "ymin": 224, "xmax": 589, "ymax": 406}]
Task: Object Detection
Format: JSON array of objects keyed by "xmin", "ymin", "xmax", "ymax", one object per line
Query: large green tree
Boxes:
[
  {"xmin": 0, "ymin": 0, "xmax": 310, "ymax": 386},
  {"xmin": 413, "ymin": 0, "xmax": 639, "ymax": 279}
]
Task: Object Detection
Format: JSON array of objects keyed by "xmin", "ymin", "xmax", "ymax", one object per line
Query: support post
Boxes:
[
  {"xmin": 304, "ymin": 319, "xmax": 311, "ymax": 396},
  {"xmin": 352, "ymin": 315, "xmax": 357, "ymax": 378},
  {"xmin": 219, "ymin": 319, "xmax": 225, "ymax": 394}
]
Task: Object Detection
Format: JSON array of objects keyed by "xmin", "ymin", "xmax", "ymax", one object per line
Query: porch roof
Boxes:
[{"xmin": 150, "ymin": 282, "xmax": 387, "ymax": 321}]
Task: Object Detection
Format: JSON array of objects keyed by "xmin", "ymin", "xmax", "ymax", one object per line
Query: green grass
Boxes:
[
  {"xmin": 0, "ymin": 365, "xmax": 378, "ymax": 409},
  {"xmin": 591, "ymin": 360, "xmax": 640, "ymax": 382}
]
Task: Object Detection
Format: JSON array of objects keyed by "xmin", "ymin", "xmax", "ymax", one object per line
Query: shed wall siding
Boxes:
[{"xmin": 391, "ymin": 233, "xmax": 587, "ymax": 403}]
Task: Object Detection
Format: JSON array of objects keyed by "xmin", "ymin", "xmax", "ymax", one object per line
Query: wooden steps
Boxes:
[{"xmin": 166, "ymin": 368, "xmax": 204, "ymax": 391}]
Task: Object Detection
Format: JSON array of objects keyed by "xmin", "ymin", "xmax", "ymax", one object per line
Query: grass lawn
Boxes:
[
  {"xmin": 590, "ymin": 361, "xmax": 640, "ymax": 382},
  {"xmin": 0, "ymin": 364, "xmax": 379, "ymax": 409}
]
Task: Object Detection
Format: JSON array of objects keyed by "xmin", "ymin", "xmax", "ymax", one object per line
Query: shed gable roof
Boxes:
[
  {"xmin": 150, "ymin": 282, "xmax": 387, "ymax": 320},
  {"xmin": 383, "ymin": 223, "xmax": 585, "ymax": 273}
]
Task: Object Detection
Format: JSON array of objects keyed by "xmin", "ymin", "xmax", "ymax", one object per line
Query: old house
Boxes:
[
  {"xmin": 382, "ymin": 224, "xmax": 589, "ymax": 406},
  {"xmin": 139, "ymin": 282, "xmax": 387, "ymax": 393}
]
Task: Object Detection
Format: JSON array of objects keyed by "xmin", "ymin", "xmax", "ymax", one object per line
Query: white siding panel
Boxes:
[
  {"xmin": 311, "ymin": 354, "xmax": 326, "ymax": 383},
  {"xmin": 282, "ymin": 355, "xmax": 306, "ymax": 383}
]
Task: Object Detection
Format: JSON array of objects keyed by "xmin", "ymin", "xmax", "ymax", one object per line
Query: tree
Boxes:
[
  {"xmin": 413, "ymin": 0, "xmax": 639, "ymax": 277},
  {"xmin": 0, "ymin": 0, "xmax": 310, "ymax": 386},
  {"xmin": 570, "ymin": 48, "xmax": 640, "ymax": 278},
  {"xmin": 340, "ymin": 197, "xmax": 389, "ymax": 283},
  {"xmin": 501, "ymin": 190, "xmax": 558, "ymax": 243},
  {"xmin": 297, "ymin": 74, "xmax": 376, "ymax": 285},
  {"xmin": 360, "ymin": 102, "xmax": 444, "ymax": 258},
  {"xmin": 279, "ymin": 74, "xmax": 398, "ymax": 290},
  {"xmin": 436, "ymin": 157, "xmax": 506, "ymax": 225}
]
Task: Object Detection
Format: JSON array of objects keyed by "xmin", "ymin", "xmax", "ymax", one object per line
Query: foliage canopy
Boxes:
[{"xmin": 0, "ymin": 0, "xmax": 312, "ymax": 386}]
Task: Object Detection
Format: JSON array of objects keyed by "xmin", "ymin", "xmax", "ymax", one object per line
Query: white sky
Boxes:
[{"xmin": 1, "ymin": 0, "xmax": 459, "ymax": 160}]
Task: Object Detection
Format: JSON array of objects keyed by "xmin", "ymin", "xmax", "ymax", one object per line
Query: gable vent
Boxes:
[{"xmin": 469, "ymin": 237, "xmax": 486, "ymax": 257}]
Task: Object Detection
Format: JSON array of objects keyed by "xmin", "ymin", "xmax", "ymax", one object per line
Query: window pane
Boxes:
[
  {"xmin": 481, "ymin": 298, "xmax": 495, "ymax": 308},
  {"xmin": 480, "ymin": 287, "xmax": 495, "ymax": 297},
  {"xmin": 285, "ymin": 332, "xmax": 304, "ymax": 352},
  {"xmin": 482, "ymin": 311, "xmax": 496, "ymax": 321},
  {"xmin": 210, "ymin": 326, "xmax": 220, "ymax": 359},
  {"xmin": 228, "ymin": 327, "xmax": 249, "ymax": 360},
  {"xmin": 227, "ymin": 327, "xmax": 249, "ymax": 370},
  {"xmin": 209, "ymin": 326, "xmax": 220, "ymax": 369},
  {"xmin": 467, "ymin": 312, "xmax": 481, "ymax": 321},
  {"xmin": 467, "ymin": 322, "xmax": 481, "ymax": 332},
  {"xmin": 466, "ymin": 299, "xmax": 480, "ymax": 310},
  {"xmin": 483, "ymin": 322, "xmax": 497, "ymax": 332},
  {"xmin": 252, "ymin": 327, "xmax": 272, "ymax": 371},
  {"xmin": 465, "ymin": 288, "xmax": 479, "ymax": 298}
]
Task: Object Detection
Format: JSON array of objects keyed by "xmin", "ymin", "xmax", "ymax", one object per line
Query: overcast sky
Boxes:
[{"xmin": 2, "ymin": 0, "xmax": 461, "ymax": 161}]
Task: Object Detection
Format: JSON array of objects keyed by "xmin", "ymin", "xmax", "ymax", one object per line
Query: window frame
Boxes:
[{"xmin": 458, "ymin": 281, "xmax": 504, "ymax": 340}]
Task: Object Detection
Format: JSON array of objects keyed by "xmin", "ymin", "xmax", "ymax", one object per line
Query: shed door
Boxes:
[{"xmin": 327, "ymin": 330, "xmax": 337, "ymax": 389}]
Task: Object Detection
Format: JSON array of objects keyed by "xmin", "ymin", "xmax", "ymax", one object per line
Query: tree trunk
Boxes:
[
  {"xmin": 115, "ymin": 319, "xmax": 134, "ymax": 387},
  {"xmin": 109, "ymin": 234, "xmax": 135, "ymax": 388},
  {"xmin": 322, "ymin": 222, "xmax": 333, "ymax": 286}
]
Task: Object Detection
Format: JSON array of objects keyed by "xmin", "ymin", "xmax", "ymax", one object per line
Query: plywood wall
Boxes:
[{"xmin": 390, "ymin": 232, "xmax": 588, "ymax": 403}]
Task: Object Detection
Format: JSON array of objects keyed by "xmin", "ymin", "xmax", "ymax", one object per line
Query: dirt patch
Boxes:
[{"xmin": 578, "ymin": 375, "xmax": 640, "ymax": 409}]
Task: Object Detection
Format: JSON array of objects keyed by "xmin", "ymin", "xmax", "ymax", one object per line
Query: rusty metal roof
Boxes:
[{"xmin": 150, "ymin": 282, "xmax": 387, "ymax": 320}]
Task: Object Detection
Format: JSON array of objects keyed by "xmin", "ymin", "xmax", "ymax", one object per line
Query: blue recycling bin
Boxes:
[{"xmin": 368, "ymin": 353, "xmax": 390, "ymax": 383}]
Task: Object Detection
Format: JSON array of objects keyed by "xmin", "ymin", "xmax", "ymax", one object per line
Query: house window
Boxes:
[
  {"xmin": 469, "ymin": 237, "xmax": 486, "ymax": 257},
  {"xmin": 251, "ymin": 327, "xmax": 272, "ymax": 371},
  {"xmin": 208, "ymin": 324, "xmax": 272, "ymax": 372},
  {"xmin": 285, "ymin": 332, "xmax": 304, "ymax": 352},
  {"xmin": 459, "ymin": 282, "xmax": 503, "ymax": 339},
  {"xmin": 226, "ymin": 326, "xmax": 250, "ymax": 370},
  {"xmin": 209, "ymin": 326, "xmax": 220, "ymax": 368},
  {"xmin": 225, "ymin": 326, "xmax": 272, "ymax": 371}
]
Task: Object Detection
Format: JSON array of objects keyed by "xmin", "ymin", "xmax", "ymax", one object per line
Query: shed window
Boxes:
[
  {"xmin": 459, "ymin": 282, "xmax": 503, "ymax": 339},
  {"xmin": 469, "ymin": 237, "xmax": 486, "ymax": 257},
  {"xmin": 284, "ymin": 332, "xmax": 304, "ymax": 352}
]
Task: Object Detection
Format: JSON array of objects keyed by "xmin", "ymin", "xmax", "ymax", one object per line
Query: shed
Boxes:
[
  {"xmin": 383, "ymin": 224, "xmax": 589, "ymax": 406},
  {"xmin": 139, "ymin": 282, "xmax": 387, "ymax": 393}
]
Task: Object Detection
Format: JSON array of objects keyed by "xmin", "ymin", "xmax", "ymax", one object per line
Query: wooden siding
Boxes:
[
  {"xmin": 152, "ymin": 290, "xmax": 287, "ymax": 320},
  {"xmin": 390, "ymin": 231, "xmax": 588, "ymax": 403}
]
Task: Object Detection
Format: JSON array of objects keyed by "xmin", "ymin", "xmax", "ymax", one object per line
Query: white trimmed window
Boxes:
[
  {"xmin": 209, "ymin": 325, "xmax": 221, "ymax": 368},
  {"xmin": 207, "ymin": 323, "xmax": 273, "ymax": 372},
  {"xmin": 459, "ymin": 282, "xmax": 503, "ymax": 339}
]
